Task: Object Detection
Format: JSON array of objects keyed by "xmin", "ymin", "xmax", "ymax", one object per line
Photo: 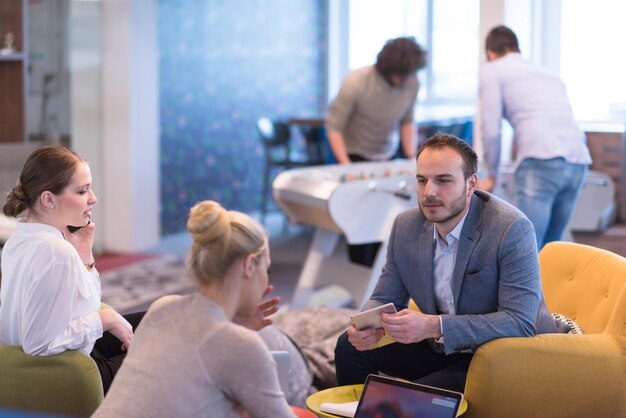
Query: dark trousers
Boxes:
[
  {"xmin": 334, "ymin": 331, "xmax": 472, "ymax": 393},
  {"xmin": 347, "ymin": 153, "xmax": 382, "ymax": 268},
  {"xmin": 90, "ymin": 311, "xmax": 144, "ymax": 394}
]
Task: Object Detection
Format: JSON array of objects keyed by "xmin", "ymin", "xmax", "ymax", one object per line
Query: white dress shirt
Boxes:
[
  {"xmin": 0, "ymin": 221, "xmax": 103, "ymax": 355},
  {"xmin": 479, "ymin": 53, "xmax": 592, "ymax": 178}
]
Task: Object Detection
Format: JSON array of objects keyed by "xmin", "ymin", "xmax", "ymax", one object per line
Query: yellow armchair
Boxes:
[{"xmin": 463, "ymin": 241, "xmax": 626, "ymax": 418}]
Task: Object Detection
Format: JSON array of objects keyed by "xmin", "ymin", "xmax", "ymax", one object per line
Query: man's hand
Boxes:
[
  {"xmin": 400, "ymin": 122, "xmax": 416, "ymax": 160},
  {"xmin": 98, "ymin": 308, "xmax": 134, "ymax": 351},
  {"xmin": 477, "ymin": 176, "xmax": 497, "ymax": 192},
  {"xmin": 380, "ymin": 309, "xmax": 441, "ymax": 344},
  {"xmin": 326, "ymin": 130, "xmax": 351, "ymax": 165},
  {"xmin": 233, "ymin": 285, "xmax": 280, "ymax": 331},
  {"xmin": 347, "ymin": 323, "xmax": 385, "ymax": 351}
]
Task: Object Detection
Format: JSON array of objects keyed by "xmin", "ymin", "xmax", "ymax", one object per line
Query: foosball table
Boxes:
[
  {"xmin": 273, "ymin": 159, "xmax": 616, "ymax": 308},
  {"xmin": 272, "ymin": 159, "xmax": 417, "ymax": 308}
]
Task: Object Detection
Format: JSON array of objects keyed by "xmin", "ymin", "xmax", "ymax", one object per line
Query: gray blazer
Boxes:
[{"xmin": 364, "ymin": 190, "xmax": 557, "ymax": 355}]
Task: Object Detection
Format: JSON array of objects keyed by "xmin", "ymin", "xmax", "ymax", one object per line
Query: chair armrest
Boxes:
[
  {"xmin": 463, "ymin": 334, "xmax": 624, "ymax": 418},
  {"xmin": 0, "ymin": 346, "xmax": 103, "ymax": 417}
]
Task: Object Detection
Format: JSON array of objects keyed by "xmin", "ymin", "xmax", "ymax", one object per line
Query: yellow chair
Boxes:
[
  {"xmin": 464, "ymin": 241, "xmax": 626, "ymax": 418},
  {"xmin": 0, "ymin": 346, "xmax": 103, "ymax": 417}
]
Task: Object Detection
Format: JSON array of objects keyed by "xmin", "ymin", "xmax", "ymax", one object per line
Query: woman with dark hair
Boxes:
[{"xmin": 0, "ymin": 145, "xmax": 141, "ymax": 393}]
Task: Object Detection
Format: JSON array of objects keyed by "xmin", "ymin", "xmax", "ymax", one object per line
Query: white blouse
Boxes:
[{"xmin": 0, "ymin": 221, "xmax": 103, "ymax": 355}]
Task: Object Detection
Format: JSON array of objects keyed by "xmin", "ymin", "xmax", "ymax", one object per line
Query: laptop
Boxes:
[{"xmin": 352, "ymin": 374, "xmax": 464, "ymax": 418}]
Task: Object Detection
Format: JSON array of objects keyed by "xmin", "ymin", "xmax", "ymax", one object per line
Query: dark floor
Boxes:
[{"xmin": 572, "ymin": 223, "xmax": 626, "ymax": 257}]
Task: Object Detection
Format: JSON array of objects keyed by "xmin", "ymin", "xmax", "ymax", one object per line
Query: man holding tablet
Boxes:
[{"xmin": 335, "ymin": 133, "xmax": 558, "ymax": 393}]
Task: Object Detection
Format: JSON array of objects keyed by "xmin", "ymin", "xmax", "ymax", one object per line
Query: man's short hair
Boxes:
[
  {"xmin": 375, "ymin": 37, "xmax": 427, "ymax": 79},
  {"xmin": 416, "ymin": 133, "xmax": 477, "ymax": 179},
  {"xmin": 485, "ymin": 25, "xmax": 520, "ymax": 55}
]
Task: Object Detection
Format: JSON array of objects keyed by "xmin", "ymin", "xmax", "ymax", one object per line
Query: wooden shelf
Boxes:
[
  {"xmin": 0, "ymin": 52, "xmax": 25, "ymax": 61},
  {"xmin": 0, "ymin": 0, "xmax": 27, "ymax": 143}
]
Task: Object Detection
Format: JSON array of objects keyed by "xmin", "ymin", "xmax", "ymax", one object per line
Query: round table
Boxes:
[
  {"xmin": 290, "ymin": 405, "xmax": 318, "ymax": 418},
  {"xmin": 306, "ymin": 384, "xmax": 467, "ymax": 417}
]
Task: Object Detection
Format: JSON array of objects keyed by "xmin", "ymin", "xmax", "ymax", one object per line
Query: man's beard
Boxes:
[{"xmin": 419, "ymin": 188, "xmax": 467, "ymax": 225}]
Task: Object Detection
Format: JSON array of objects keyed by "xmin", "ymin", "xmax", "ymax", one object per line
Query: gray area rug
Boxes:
[
  {"xmin": 100, "ymin": 254, "xmax": 196, "ymax": 314},
  {"xmin": 98, "ymin": 228, "xmax": 312, "ymax": 315}
]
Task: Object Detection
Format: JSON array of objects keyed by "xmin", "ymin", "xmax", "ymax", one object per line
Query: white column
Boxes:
[
  {"xmin": 326, "ymin": 0, "xmax": 349, "ymax": 103},
  {"xmin": 537, "ymin": 0, "xmax": 561, "ymax": 73},
  {"xmin": 69, "ymin": 0, "xmax": 104, "ymax": 252},
  {"xmin": 474, "ymin": 0, "xmax": 506, "ymax": 168},
  {"xmin": 99, "ymin": 0, "xmax": 160, "ymax": 251}
]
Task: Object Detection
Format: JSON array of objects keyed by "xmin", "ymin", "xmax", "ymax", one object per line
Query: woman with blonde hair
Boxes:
[
  {"xmin": 93, "ymin": 200, "xmax": 297, "ymax": 418},
  {"xmin": 0, "ymin": 145, "xmax": 140, "ymax": 393}
]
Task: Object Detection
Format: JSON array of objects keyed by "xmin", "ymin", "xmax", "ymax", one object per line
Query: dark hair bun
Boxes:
[{"xmin": 3, "ymin": 184, "xmax": 29, "ymax": 217}]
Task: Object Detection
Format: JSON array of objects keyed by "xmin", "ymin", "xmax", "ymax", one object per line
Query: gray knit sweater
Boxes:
[
  {"xmin": 92, "ymin": 293, "xmax": 295, "ymax": 418},
  {"xmin": 326, "ymin": 65, "xmax": 418, "ymax": 160}
]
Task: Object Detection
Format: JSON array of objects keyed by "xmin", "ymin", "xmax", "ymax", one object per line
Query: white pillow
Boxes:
[{"xmin": 552, "ymin": 313, "xmax": 585, "ymax": 334}]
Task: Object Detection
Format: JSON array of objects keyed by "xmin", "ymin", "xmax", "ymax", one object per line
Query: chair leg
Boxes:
[{"xmin": 281, "ymin": 212, "xmax": 289, "ymax": 235}]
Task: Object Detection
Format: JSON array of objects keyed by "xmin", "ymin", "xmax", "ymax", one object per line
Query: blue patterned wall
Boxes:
[{"xmin": 158, "ymin": 0, "xmax": 327, "ymax": 235}]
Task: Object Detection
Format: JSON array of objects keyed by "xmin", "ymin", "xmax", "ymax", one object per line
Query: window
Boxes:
[
  {"xmin": 348, "ymin": 0, "xmax": 478, "ymax": 103},
  {"xmin": 348, "ymin": 0, "xmax": 427, "ymax": 70},
  {"xmin": 430, "ymin": 0, "xmax": 479, "ymax": 101},
  {"xmin": 560, "ymin": 0, "xmax": 626, "ymax": 122}
]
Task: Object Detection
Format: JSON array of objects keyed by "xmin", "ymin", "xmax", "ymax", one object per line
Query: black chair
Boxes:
[
  {"xmin": 298, "ymin": 125, "xmax": 327, "ymax": 166},
  {"xmin": 257, "ymin": 118, "xmax": 310, "ymax": 224},
  {"xmin": 424, "ymin": 119, "xmax": 473, "ymax": 145}
]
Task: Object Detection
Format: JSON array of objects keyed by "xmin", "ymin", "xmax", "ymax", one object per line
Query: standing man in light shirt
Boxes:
[
  {"xmin": 477, "ymin": 25, "xmax": 592, "ymax": 249},
  {"xmin": 326, "ymin": 36, "xmax": 426, "ymax": 266}
]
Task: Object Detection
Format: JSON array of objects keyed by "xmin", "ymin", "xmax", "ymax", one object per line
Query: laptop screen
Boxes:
[{"xmin": 354, "ymin": 375, "xmax": 463, "ymax": 418}]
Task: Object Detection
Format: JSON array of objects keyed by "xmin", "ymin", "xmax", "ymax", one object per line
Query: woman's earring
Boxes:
[{"xmin": 49, "ymin": 204, "xmax": 54, "ymax": 209}]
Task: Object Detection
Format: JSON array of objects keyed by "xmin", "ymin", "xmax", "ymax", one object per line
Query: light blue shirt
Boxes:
[
  {"xmin": 479, "ymin": 53, "xmax": 592, "ymax": 178},
  {"xmin": 432, "ymin": 212, "xmax": 468, "ymax": 316}
]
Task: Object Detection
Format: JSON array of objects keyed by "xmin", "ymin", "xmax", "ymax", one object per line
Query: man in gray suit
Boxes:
[{"xmin": 335, "ymin": 133, "xmax": 557, "ymax": 392}]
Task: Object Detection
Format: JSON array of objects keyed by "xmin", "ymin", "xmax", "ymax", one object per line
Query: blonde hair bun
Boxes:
[
  {"xmin": 186, "ymin": 200, "xmax": 266, "ymax": 286},
  {"xmin": 187, "ymin": 200, "xmax": 231, "ymax": 247}
]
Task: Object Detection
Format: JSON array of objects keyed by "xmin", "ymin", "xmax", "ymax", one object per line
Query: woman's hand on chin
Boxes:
[
  {"xmin": 232, "ymin": 285, "xmax": 281, "ymax": 331},
  {"xmin": 64, "ymin": 221, "xmax": 96, "ymax": 263}
]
